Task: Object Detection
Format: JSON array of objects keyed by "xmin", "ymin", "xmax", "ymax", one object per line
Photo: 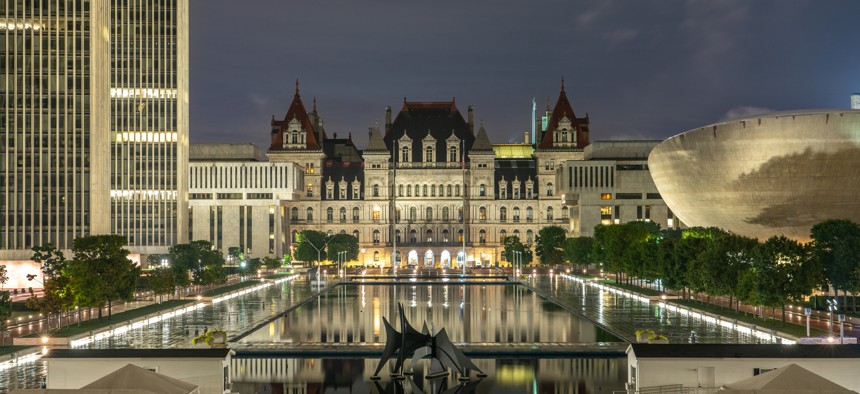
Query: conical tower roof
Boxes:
[
  {"xmin": 472, "ymin": 123, "xmax": 493, "ymax": 152},
  {"xmin": 365, "ymin": 126, "xmax": 387, "ymax": 152}
]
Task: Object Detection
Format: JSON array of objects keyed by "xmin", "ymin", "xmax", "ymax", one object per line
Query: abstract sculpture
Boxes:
[{"xmin": 373, "ymin": 303, "xmax": 483, "ymax": 380}]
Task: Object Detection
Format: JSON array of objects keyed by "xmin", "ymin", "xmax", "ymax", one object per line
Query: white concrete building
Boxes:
[{"xmin": 188, "ymin": 144, "xmax": 303, "ymax": 260}]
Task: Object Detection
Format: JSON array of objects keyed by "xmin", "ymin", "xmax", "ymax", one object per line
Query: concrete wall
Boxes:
[{"xmin": 46, "ymin": 357, "xmax": 230, "ymax": 394}]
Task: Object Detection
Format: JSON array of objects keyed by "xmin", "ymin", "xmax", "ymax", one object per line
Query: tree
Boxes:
[
  {"xmin": 502, "ymin": 236, "xmax": 533, "ymax": 266},
  {"xmin": 564, "ymin": 236, "xmax": 594, "ymax": 270},
  {"xmin": 328, "ymin": 233, "xmax": 359, "ymax": 263},
  {"xmin": 30, "ymin": 243, "xmax": 67, "ymax": 279},
  {"xmin": 0, "ymin": 265, "xmax": 7, "ymax": 290},
  {"xmin": 810, "ymin": 219, "xmax": 860, "ymax": 311},
  {"xmin": 753, "ymin": 236, "xmax": 821, "ymax": 324},
  {"xmin": 535, "ymin": 226, "xmax": 567, "ymax": 265},
  {"xmin": 65, "ymin": 235, "xmax": 141, "ymax": 320},
  {"xmin": 227, "ymin": 247, "xmax": 244, "ymax": 264},
  {"xmin": 148, "ymin": 266, "xmax": 176, "ymax": 303},
  {"xmin": 26, "ymin": 275, "xmax": 74, "ymax": 329},
  {"xmin": 294, "ymin": 230, "xmax": 328, "ymax": 265},
  {"xmin": 261, "ymin": 256, "xmax": 282, "ymax": 271},
  {"xmin": 0, "ymin": 291, "xmax": 12, "ymax": 334},
  {"xmin": 241, "ymin": 258, "xmax": 262, "ymax": 275},
  {"xmin": 169, "ymin": 240, "xmax": 226, "ymax": 287}
]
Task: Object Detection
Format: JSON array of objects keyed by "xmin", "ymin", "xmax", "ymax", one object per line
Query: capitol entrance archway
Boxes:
[{"xmin": 424, "ymin": 250, "xmax": 435, "ymax": 267}]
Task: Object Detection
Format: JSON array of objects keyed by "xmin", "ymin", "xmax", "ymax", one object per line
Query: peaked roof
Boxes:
[
  {"xmin": 82, "ymin": 364, "xmax": 199, "ymax": 394},
  {"xmin": 365, "ymin": 127, "xmax": 387, "ymax": 152},
  {"xmin": 383, "ymin": 99, "xmax": 475, "ymax": 162},
  {"xmin": 722, "ymin": 364, "xmax": 857, "ymax": 393},
  {"xmin": 472, "ymin": 124, "xmax": 493, "ymax": 152},
  {"xmin": 538, "ymin": 79, "xmax": 589, "ymax": 149},
  {"xmin": 270, "ymin": 80, "xmax": 321, "ymax": 151}
]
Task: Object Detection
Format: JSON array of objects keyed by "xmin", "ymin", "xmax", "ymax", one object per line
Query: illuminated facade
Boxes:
[
  {"xmin": 109, "ymin": 0, "xmax": 189, "ymax": 255},
  {"xmin": 267, "ymin": 82, "xmax": 586, "ymax": 267},
  {"xmin": 1, "ymin": 1, "xmax": 111, "ymax": 264},
  {"xmin": 1, "ymin": 1, "xmax": 187, "ymax": 273}
]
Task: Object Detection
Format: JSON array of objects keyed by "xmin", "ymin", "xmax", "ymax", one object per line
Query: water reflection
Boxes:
[
  {"xmin": 240, "ymin": 284, "xmax": 619, "ymax": 344},
  {"xmin": 232, "ymin": 357, "xmax": 626, "ymax": 393}
]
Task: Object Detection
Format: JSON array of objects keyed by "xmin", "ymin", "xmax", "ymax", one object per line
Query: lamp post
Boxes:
[
  {"xmin": 827, "ymin": 299, "xmax": 837, "ymax": 337},
  {"xmin": 305, "ymin": 236, "xmax": 334, "ymax": 287}
]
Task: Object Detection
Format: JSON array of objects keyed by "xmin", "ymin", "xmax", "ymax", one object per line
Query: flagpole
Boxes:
[{"xmin": 392, "ymin": 138, "xmax": 397, "ymax": 271}]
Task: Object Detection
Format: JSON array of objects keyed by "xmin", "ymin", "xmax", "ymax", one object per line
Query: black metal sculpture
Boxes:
[{"xmin": 372, "ymin": 303, "xmax": 483, "ymax": 380}]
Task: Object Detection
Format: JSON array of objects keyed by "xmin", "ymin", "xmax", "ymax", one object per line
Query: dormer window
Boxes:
[
  {"xmin": 449, "ymin": 147, "xmax": 457, "ymax": 162},
  {"xmin": 401, "ymin": 147, "xmax": 409, "ymax": 163},
  {"xmin": 425, "ymin": 146, "xmax": 433, "ymax": 162}
]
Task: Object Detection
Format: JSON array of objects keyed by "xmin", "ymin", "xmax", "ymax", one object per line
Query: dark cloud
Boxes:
[{"xmin": 190, "ymin": 0, "xmax": 860, "ymax": 150}]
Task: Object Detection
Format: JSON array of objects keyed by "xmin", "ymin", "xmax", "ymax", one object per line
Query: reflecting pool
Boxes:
[
  {"xmin": 238, "ymin": 283, "xmax": 621, "ymax": 344},
  {"xmin": 231, "ymin": 357, "xmax": 626, "ymax": 394}
]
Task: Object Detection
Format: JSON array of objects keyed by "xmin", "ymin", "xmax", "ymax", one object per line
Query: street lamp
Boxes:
[
  {"xmin": 304, "ymin": 236, "xmax": 334, "ymax": 286},
  {"xmin": 827, "ymin": 299, "xmax": 838, "ymax": 337}
]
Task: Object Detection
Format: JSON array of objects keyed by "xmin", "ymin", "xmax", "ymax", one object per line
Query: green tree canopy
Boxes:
[
  {"xmin": 564, "ymin": 236, "xmax": 594, "ymax": 268},
  {"xmin": 148, "ymin": 266, "xmax": 176, "ymax": 303},
  {"xmin": 169, "ymin": 240, "xmax": 226, "ymax": 286},
  {"xmin": 0, "ymin": 291, "xmax": 11, "ymax": 331},
  {"xmin": 65, "ymin": 235, "xmax": 140, "ymax": 320},
  {"xmin": 810, "ymin": 219, "xmax": 860, "ymax": 297},
  {"xmin": 294, "ymin": 230, "xmax": 328, "ymax": 264},
  {"xmin": 30, "ymin": 243, "xmax": 67, "ymax": 279},
  {"xmin": 752, "ymin": 235, "xmax": 821, "ymax": 323},
  {"xmin": 502, "ymin": 236, "xmax": 533, "ymax": 265},
  {"xmin": 535, "ymin": 226, "xmax": 567, "ymax": 265},
  {"xmin": 328, "ymin": 233, "xmax": 359, "ymax": 263}
]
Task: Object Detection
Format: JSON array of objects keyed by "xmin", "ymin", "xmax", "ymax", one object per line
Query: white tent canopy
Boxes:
[
  {"xmin": 720, "ymin": 364, "xmax": 857, "ymax": 394},
  {"xmin": 82, "ymin": 364, "xmax": 199, "ymax": 394}
]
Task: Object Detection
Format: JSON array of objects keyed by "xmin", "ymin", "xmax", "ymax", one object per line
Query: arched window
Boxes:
[
  {"xmin": 398, "ymin": 185, "xmax": 403, "ymax": 197},
  {"xmin": 326, "ymin": 207, "xmax": 334, "ymax": 222},
  {"xmin": 479, "ymin": 229, "xmax": 486, "ymax": 244},
  {"xmin": 479, "ymin": 184, "xmax": 486, "ymax": 197},
  {"xmin": 353, "ymin": 230, "xmax": 359, "ymax": 239},
  {"xmin": 409, "ymin": 207, "xmax": 417, "ymax": 221},
  {"xmin": 407, "ymin": 185, "xmax": 412, "ymax": 197},
  {"xmin": 449, "ymin": 146, "xmax": 457, "ymax": 162},
  {"xmin": 431, "ymin": 185, "xmax": 436, "ymax": 197},
  {"xmin": 373, "ymin": 230, "xmax": 380, "ymax": 244},
  {"xmin": 352, "ymin": 207, "xmax": 360, "ymax": 221},
  {"xmin": 562, "ymin": 206, "xmax": 569, "ymax": 219},
  {"xmin": 396, "ymin": 207, "xmax": 401, "ymax": 223},
  {"xmin": 396, "ymin": 229, "xmax": 402, "ymax": 243},
  {"xmin": 513, "ymin": 207, "xmax": 520, "ymax": 222},
  {"xmin": 339, "ymin": 229, "xmax": 347, "ymax": 235},
  {"xmin": 339, "ymin": 207, "xmax": 347, "ymax": 221},
  {"xmin": 513, "ymin": 229, "xmax": 520, "ymax": 240},
  {"xmin": 500, "ymin": 207, "xmax": 507, "ymax": 221},
  {"xmin": 401, "ymin": 147, "xmax": 409, "ymax": 162},
  {"xmin": 457, "ymin": 229, "xmax": 464, "ymax": 242},
  {"xmin": 455, "ymin": 184, "xmax": 460, "ymax": 196},
  {"xmin": 500, "ymin": 229, "xmax": 507, "ymax": 242},
  {"xmin": 426, "ymin": 229, "xmax": 433, "ymax": 242},
  {"xmin": 561, "ymin": 129, "xmax": 568, "ymax": 142},
  {"xmin": 373, "ymin": 251, "xmax": 380, "ymax": 261},
  {"xmin": 547, "ymin": 206, "xmax": 554, "ymax": 221},
  {"xmin": 425, "ymin": 146, "xmax": 433, "ymax": 162},
  {"xmin": 442, "ymin": 206, "xmax": 450, "ymax": 221},
  {"xmin": 443, "ymin": 229, "xmax": 450, "ymax": 242},
  {"xmin": 458, "ymin": 207, "xmax": 464, "ymax": 223},
  {"xmin": 306, "ymin": 207, "xmax": 314, "ymax": 221},
  {"xmin": 447, "ymin": 185, "xmax": 452, "ymax": 196},
  {"xmin": 291, "ymin": 207, "xmax": 299, "ymax": 220},
  {"xmin": 373, "ymin": 184, "xmax": 380, "ymax": 197},
  {"xmin": 327, "ymin": 229, "xmax": 333, "ymax": 237},
  {"xmin": 526, "ymin": 229, "xmax": 534, "ymax": 244},
  {"xmin": 546, "ymin": 183, "xmax": 554, "ymax": 196},
  {"xmin": 426, "ymin": 207, "xmax": 433, "ymax": 221},
  {"xmin": 410, "ymin": 229, "xmax": 417, "ymax": 243},
  {"xmin": 526, "ymin": 206, "xmax": 534, "ymax": 222},
  {"xmin": 422, "ymin": 185, "xmax": 428, "ymax": 196},
  {"xmin": 479, "ymin": 206, "xmax": 487, "ymax": 220}
]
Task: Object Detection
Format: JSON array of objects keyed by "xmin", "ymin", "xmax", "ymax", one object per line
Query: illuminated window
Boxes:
[
  {"xmin": 499, "ymin": 207, "xmax": 507, "ymax": 221},
  {"xmin": 372, "ymin": 208, "xmax": 380, "ymax": 221},
  {"xmin": 600, "ymin": 206, "xmax": 612, "ymax": 216},
  {"xmin": 306, "ymin": 183, "xmax": 314, "ymax": 197},
  {"xmin": 479, "ymin": 230, "xmax": 486, "ymax": 244},
  {"xmin": 546, "ymin": 183, "xmax": 554, "ymax": 196},
  {"xmin": 426, "ymin": 207, "xmax": 433, "ymax": 221},
  {"xmin": 443, "ymin": 229, "xmax": 450, "ymax": 242},
  {"xmin": 479, "ymin": 184, "xmax": 486, "ymax": 197},
  {"xmin": 601, "ymin": 193, "xmax": 612, "ymax": 200},
  {"xmin": 479, "ymin": 206, "xmax": 487, "ymax": 220},
  {"xmin": 305, "ymin": 163, "xmax": 314, "ymax": 174},
  {"xmin": 374, "ymin": 251, "xmax": 380, "ymax": 261}
]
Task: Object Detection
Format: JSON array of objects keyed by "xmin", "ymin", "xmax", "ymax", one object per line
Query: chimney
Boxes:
[
  {"xmin": 524, "ymin": 131, "xmax": 529, "ymax": 144},
  {"xmin": 385, "ymin": 106, "xmax": 392, "ymax": 133},
  {"xmin": 468, "ymin": 106, "xmax": 474, "ymax": 133},
  {"xmin": 852, "ymin": 94, "xmax": 860, "ymax": 109}
]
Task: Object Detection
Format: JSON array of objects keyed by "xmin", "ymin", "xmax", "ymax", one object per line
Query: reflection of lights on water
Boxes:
[{"xmin": 373, "ymin": 297, "xmax": 381, "ymax": 338}]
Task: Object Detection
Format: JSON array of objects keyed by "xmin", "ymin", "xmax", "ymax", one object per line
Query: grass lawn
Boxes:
[
  {"xmin": 200, "ymin": 280, "xmax": 261, "ymax": 297},
  {"xmin": 670, "ymin": 299, "xmax": 829, "ymax": 338},
  {"xmin": 24, "ymin": 299, "xmax": 193, "ymax": 338},
  {"xmin": 598, "ymin": 279, "xmax": 664, "ymax": 297},
  {"xmin": 0, "ymin": 345, "xmax": 35, "ymax": 357}
]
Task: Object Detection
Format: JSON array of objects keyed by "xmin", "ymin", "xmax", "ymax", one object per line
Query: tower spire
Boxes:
[
  {"xmin": 295, "ymin": 79, "xmax": 300, "ymax": 96},
  {"xmin": 313, "ymin": 96, "xmax": 317, "ymax": 113},
  {"xmin": 561, "ymin": 76, "xmax": 565, "ymax": 92}
]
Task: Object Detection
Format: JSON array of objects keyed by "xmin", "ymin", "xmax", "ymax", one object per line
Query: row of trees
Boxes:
[
  {"xmin": 293, "ymin": 231, "xmax": 359, "ymax": 265},
  {"xmin": 562, "ymin": 219, "xmax": 860, "ymax": 323}
]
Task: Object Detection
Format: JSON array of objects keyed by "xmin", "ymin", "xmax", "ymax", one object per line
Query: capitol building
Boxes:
[{"xmin": 188, "ymin": 82, "xmax": 679, "ymax": 267}]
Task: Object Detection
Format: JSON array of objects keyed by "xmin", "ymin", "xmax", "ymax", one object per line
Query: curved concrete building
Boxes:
[{"xmin": 648, "ymin": 110, "xmax": 860, "ymax": 241}]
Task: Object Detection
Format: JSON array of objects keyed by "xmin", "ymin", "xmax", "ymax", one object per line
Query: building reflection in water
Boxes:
[
  {"xmin": 239, "ymin": 284, "xmax": 617, "ymax": 345},
  {"xmin": 231, "ymin": 357, "xmax": 626, "ymax": 393}
]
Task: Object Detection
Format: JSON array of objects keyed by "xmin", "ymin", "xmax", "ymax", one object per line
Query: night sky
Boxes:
[{"xmin": 189, "ymin": 1, "xmax": 860, "ymax": 150}]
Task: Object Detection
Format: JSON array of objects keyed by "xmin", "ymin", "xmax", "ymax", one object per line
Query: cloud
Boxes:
[{"xmin": 721, "ymin": 106, "xmax": 774, "ymax": 121}]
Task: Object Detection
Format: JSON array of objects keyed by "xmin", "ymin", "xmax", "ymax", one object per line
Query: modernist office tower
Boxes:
[
  {"xmin": 1, "ymin": 1, "xmax": 187, "ymax": 268},
  {"xmin": 0, "ymin": 1, "xmax": 111, "ymax": 263},
  {"xmin": 109, "ymin": 1, "xmax": 189, "ymax": 255}
]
